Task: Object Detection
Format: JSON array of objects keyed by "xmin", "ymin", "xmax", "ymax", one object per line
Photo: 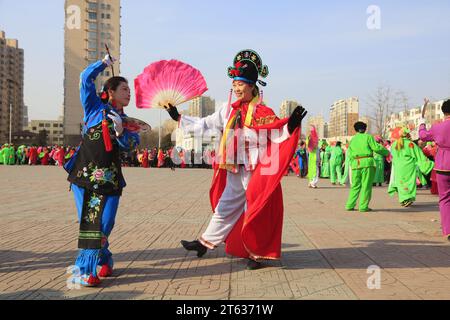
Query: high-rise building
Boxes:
[
  {"xmin": 63, "ymin": 0, "xmax": 121, "ymax": 145},
  {"xmin": 279, "ymin": 100, "xmax": 298, "ymax": 119},
  {"xmin": 328, "ymin": 97, "xmax": 359, "ymax": 139},
  {"xmin": 22, "ymin": 105, "xmax": 29, "ymax": 130},
  {"xmin": 188, "ymin": 96, "xmax": 215, "ymax": 118},
  {"xmin": 0, "ymin": 31, "xmax": 24, "ymax": 143}
]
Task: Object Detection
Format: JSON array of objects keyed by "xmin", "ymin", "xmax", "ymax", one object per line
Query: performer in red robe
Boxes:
[
  {"xmin": 180, "ymin": 150, "xmax": 186, "ymax": 168},
  {"xmin": 157, "ymin": 149, "xmax": 164, "ymax": 168},
  {"xmin": 166, "ymin": 49, "xmax": 307, "ymax": 269},
  {"xmin": 40, "ymin": 147, "xmax": 50, "ymax": 165},
  {"xmin": 55, "ymin": 146, "xmax": 66, "ymax": 167},
  {"xmin": 142, "ymin": 148, "xmax": 149, "ymax": 168},
  {"xmin": 28, "ymin": 146, "xmax": 38, "ymax": 165}
]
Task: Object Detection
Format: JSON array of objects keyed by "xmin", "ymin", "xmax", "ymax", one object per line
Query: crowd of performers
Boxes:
[
  {"xmin": 0, "ymin": 144, "xmax": 76, "ymax": 166},
  {"xmin": 0, "ymin": 144, "xmax": 214, "ymax": 169},
  {"xmin": 51, "ymin": 48, "xmax": 450, "ymax": 288},
  {"xmin": 288, "ymin": 130, "xmax": 440, "ymax": 204},
  {"xmin": 287, "ymin": 100, "xmax": 449, "ymax": 244},
  {"xmin": 135, "ymin": 147, "xmax": 215, "ymax": 169}
]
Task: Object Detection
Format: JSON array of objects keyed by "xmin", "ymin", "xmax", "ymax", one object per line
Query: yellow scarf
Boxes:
[{"xmin": 218, "ymin": 96, "xmax": 259, "ymax": 172}]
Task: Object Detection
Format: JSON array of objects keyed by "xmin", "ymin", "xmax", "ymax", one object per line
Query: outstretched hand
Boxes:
[
  {"xmin": 288, "ymin": 106, "xmax": 308, "ymax": 134},
  {"xmin": 165, "ymin": 104, "xmax": 181, "ymax": 122},
  {"xmin": 103, "ymin": 54, "xmax": 117, "ymax": 67}
]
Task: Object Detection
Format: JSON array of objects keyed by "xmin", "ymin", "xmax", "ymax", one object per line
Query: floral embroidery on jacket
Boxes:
[{"xmin": 75, "ymin": 162, "xmax": 119, "ymax": 190}]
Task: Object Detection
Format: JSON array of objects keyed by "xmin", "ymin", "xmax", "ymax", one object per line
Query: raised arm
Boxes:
[
  {"xmin": 79, "ymin": 55, "xmax": 115, "ymax": 121},
  {"xmin": 418, "ymin": 97, "xmax": 435, "ymax": 142},
  {"xmin": 79, "ymin": 60, "xmax": 107, "ymax": 120}
]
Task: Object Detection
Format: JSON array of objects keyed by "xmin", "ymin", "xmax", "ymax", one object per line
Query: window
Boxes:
[
  {"xmin": 88, "ymin": 22, "xmax": 97, "ymax": 30},
  {"xmin": 106, "ymin": 14, "xmax": 111, "ymax": 19},
  {"xmin": 88, "ymin": 51, "xmax": 98, "ymax": 59},
  {"xmin": 88, "ymin": 31, "xmax": 97, "ymax": 40},
  {"xmin": 53, "ymin": 123, "xmax": 58, "ymax": 128},
  {"xmin": 88, "ymin": 2, "xmax": 97, "ymax": 10},
  {"xmin": 39, "ymin": 123, "xmax": 44, "ymax": 127},
  {"xmin": 88, "ymin": 41, "xmax": 97, "ymax": 49},
  {"xmin": 88, "ymin": 12, "xmax": 97, "ymax": 20},
  {"xmin": 107, "ymin": 4, "xmax": 111, "ymax": 10},
  {"xmin": 45, "ymin": 124, "xmax": 50, "ymax": 128}
]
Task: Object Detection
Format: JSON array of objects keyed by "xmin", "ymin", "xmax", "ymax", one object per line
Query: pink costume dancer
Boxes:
[{"xmin": 419, "ymin": 99, "xmax": 450, "ymax": 239}]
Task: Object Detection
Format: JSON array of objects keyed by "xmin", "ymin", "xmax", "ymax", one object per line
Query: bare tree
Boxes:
[
  {"xmin": 395, "ymin": 90, "xmax": 410, "ymax": 113},
  {"xmin": 365, "ymin": 85, "xmax": 400, "ymax": 138}
]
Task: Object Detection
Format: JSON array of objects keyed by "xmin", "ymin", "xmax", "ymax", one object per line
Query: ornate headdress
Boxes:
[{"xmin": 227, "ymin": 49, "xmax": 269, "ymax": 86}]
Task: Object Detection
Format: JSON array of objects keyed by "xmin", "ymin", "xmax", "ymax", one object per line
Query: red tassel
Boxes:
[{"xmin": 102, "ymin": 111, "xmax": 113, "ymax": 152}]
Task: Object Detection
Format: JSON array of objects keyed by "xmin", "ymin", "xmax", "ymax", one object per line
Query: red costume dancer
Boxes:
[
  {"xmin": 40, "ymin": 148, "xmax": 50, "ymax": 165},
  {"xmin": 157, "ymin": 149, "xmax": 164, "ymax": 168},
  {"xmin": 28, "ymin": 147, "xmax": 38, "ymax": 165},
  {"xmin": 142, "ymin": 149, "xmax": 149, "ymax": 168},
  {"xmin": 55, "ymin": 146, "xmax": 66, "ymax": 167},
  {"xmin": 167, "ymin": 49, "xmax": 307, "ymax": 269},
  {"xmin": 180, "ymin": 150, "xmax": 186, "ymax": 168}
]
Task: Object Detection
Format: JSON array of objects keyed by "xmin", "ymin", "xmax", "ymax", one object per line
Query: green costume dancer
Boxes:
[
  {"xmin": 308, "ymin": 148, "xmax": 320, "ymax": 188},
  {"xmin": 0, "ymin": 144, "xmax": 7, "ymax": 165},
  {"xmin": 16, "ymin": 146, "xmax": 26, "ymax": 165},
  {"xmin": 388, "ymin": 127, "xmax": 434, "ymax": 207},
  {"xmin": 330, "ymin": 142, "xmax": 344, "ymax": 185},
  {"xmin": 373, "ymin": 137, "xmax": 385, "ymax": 186},
  {"xmin": 2, "ymin": 144, "xmax": 12, "ymax": 165},
  {"xmin": 7, "ymin": 145, "xmax": 15, "ymax": 165},
  {"xmin": 345, "ymin": 122, "xmax": 389, "ymax": 212},
  {"xmin": 320, "ymin": 141, "xmax": 330, "ymax": 178},
  {"xmin": 340, "ymin": 145, "xmax": 351, "ymax": 186}
]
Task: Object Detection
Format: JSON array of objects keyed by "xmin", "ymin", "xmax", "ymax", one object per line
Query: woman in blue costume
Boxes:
[{"xmin": 66, "ymin": 55, "xmax": 140, "ymax": 287}]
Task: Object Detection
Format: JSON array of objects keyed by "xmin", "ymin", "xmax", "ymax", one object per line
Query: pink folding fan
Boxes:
[{"xmin": 135, "ymin": 60, "xmax": 208, "ymax": 109}]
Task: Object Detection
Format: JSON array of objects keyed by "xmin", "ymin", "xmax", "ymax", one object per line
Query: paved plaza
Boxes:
[{"xmin": 0, "ymin": 166, "xmax": 448, "ymax": 300}]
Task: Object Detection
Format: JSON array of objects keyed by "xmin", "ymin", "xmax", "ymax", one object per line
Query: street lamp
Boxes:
[{"xmin": 6, "ymin": 79, "xmax": 17, "ymax": 144}]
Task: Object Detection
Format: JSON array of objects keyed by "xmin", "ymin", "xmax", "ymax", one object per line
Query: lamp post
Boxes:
[{"xmin": 158, "ymin": 109, "xmax": 161, "ymax": 149}]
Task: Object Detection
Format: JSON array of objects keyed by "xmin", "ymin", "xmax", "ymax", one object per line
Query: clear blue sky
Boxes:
[{"xmin": 1, "ymin": 0, "xmax": 450, "ymax": 127}]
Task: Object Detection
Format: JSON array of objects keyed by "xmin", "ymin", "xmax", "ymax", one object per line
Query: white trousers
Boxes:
[{"xmin": 200, "ymin": 169, "xmax": 251, "ymax": 249}]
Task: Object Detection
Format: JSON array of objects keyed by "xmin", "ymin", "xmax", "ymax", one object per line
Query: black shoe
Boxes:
[
  {"xmin": 246, "ymin": 259, "xmax": 262, "ymax": 270},
  {"xmin": 180, "ymin": 240, "xmax": 207, "ymax": 258},
  {"xmin": 403, "ymin": 200, "xmax": 414, "ymax": 207}
]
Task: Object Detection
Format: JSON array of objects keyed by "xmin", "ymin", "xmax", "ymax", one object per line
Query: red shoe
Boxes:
[
  {"xmin": 77, "ymin": 274, "xmax": 101, "ymax": 287},
  {"xmin": 98, "ymin": 264, "xmax": 113, "ymax": 278}
]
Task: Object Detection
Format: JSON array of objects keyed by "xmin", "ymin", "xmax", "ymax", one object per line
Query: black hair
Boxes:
[
  {"xmin": 336, "ymin": 141, "xmax": 342, "ymax": 147},
  {"xmin": 442, "ymin": 99, "xmax": 450, "ymax": 114},
  {"xmin": 252, "ymin": 84, "xmax": 260, "ymax": 98},
  {"xmin": 354, "ymin": 121, "xmax": 367, "ymax": 133},
  {"xmin": 100, "ymin": 76, "xmax": 128, "ymax": 103}
]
